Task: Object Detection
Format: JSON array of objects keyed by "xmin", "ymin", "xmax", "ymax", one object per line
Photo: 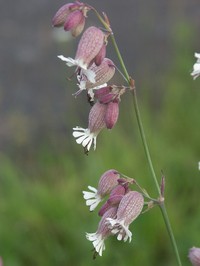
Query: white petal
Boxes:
[
  {"xmin": 88, "ymin": 186, "xmax": 97, "ymax": 193},
  {"xmin": 86, "ymin": 233, "xmax": 105, "ymax": 256},
  {"xmin": 82, "ymin": 136, "xmax": 92, "ymax": 147},
  {"xmin": 72, "ymin": 127, "xmax": 97, "ymax": 151},
  {"xmin": 82, "ymin": 69, "xmax": 96, "ymax": 83},
  {"xmin": 83, "ymin": 191, "xmax": 96, "ymax": 200},
  {"xmin": 194, "ymin": 52, "xmax": 200, "ymax": 60},
  {"xmin": 57, "ymin": 55, "xmax": 77, "ymax": 67},
  {"xmin": 78, "ymin": 80, "xmax": 87, "ymax": 90},
  {"xmin": 75, "ymin": 135, "xmax": 89, "ymax": 145}
]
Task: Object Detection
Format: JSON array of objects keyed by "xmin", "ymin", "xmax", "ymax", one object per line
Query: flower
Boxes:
[
  {"xmin": 191, "ymin": 53, "xmax": 200, "ymax": 80},
  {"xmin": 77, "ymin": 58, "xmax": 115, "ymax": 99},
  {"xmin": 52, "ymin": 2, "xmax": 91, "ymax": 37},
  {"xmin": 86, "ymin": 206, "xmax": 118, "ymax": 256},
  {"xmin": 73, "ymin": 101, "xmax": 107, "ymax": 151},
  {"xmin": 58, "ymin": 26, "xmax": 106, "ymax": 77},
  {"xmin": 72, "ymin": 97, "xmax": 120, "ymax": 151},
  {"xmin": 188, "ymin": 247, "xmax": 200, "ymax": 266},
  {"xmin": 83, "ymin": 169, "xmax": 120, "ymax": 211},
  {"xmin": 106, "ymin": 191, "xmax": 144, "ymax": 242}
]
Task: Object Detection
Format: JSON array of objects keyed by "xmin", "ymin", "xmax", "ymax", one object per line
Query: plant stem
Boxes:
[
  {"xmin": 160, "ymin": 203, "xmax": 182, "ymax": 266},
  {"xmin": 94, "ymin": 10, "xmax": 182, "ymax": 265}
]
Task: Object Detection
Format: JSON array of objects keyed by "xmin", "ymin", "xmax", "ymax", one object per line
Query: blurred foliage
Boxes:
[{"xmin": 0, "ymin": 4, "xmax": 200, "ymax": 266}]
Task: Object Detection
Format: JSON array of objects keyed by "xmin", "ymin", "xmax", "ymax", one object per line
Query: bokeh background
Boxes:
[{"xmin": 0, "ymin": 0, "xmax": 200, "ymax": 265}]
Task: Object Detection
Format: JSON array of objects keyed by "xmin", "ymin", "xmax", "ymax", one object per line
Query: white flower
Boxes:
[
  {"xmin": 57, "ymin": 55, "xmax": 96, "ymax": 83},
  {"xmin": 83, "ymin": 186, "xmax": 102, "ymax": 211},
  {"xmin": 72, "ymin": 127, "xmax": 97, "ymax": 151},
  {"xmin": 191, "ymin": 53, "xmax": 200, "ymax": 80},
  {"xmin": 106, "ymin": 191, "xmax": 144, "ymax": 243},
  {"xmin": 106, "ymin": 218, "xmax": 132, "ymax": 242},
  {"xmin": 86, "ymin": 232, "xmax": 105, "ymax": 256},
  {"xmin": 86, "ymin": 207, "xmax": 118, "ymax": 257}
]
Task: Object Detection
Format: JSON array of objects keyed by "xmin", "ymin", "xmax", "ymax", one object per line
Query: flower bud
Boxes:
[
  {"xmin": 94, "ymin": 86, "xmax": 116, "ymax": 104},
  {"xmin": 95, "ymin": 44, "xmax": 107, "ymax": 66},
  {"xmin": 52, "ymin": 3, "xmax": 77, "ymax": 27},
  {"xmin": 70, "ymin": 16, "xmax": 85, "ymax": 37},
  {"xmin": 188, "ymin": 247, "xmax": 200, "ymax": 266},
  {"xmin": 105, "ymin": 101, "xmax": 119, "ymax": 129},
  {"xmin": 98, "ymin": 184, "xmax": 126, "ymax": 216},
  {"xmin": 64, "ymin": 10, "xmax": 85, "ymax": 32}
]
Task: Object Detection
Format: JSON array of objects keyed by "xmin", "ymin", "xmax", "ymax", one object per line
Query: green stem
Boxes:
[
  {"xmin": 94, "ymin": 10, "xmax": 182, "ymax": 266},
  {"xmin": 131, "ymin": 88, "xmax": 160, "ymax": 193},
  {"xmin": 160, "ymin": 204, "xmax": 182, "ymax": 266}
]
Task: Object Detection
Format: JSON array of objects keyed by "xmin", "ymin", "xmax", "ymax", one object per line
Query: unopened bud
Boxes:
[
  {"xmin": 64, "ymin": 10, "xmax": 84, "ymax": 32},
  {"xmin": 52, "ymin": 3, "xmax": 80, "ymax": 27},
  {"xmin": 95, "ymin": 44, "xmax": 107, "ymax": 66},
  {"xmin": 105, "ymin": 101, "xmax": 119, "ymax": 129}
]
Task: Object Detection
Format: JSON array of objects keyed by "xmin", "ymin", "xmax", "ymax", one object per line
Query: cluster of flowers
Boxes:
[
  {"xmin": 53, "ymin": 1, "xmax": 126, "ymax": 153},
  {"xmin": 52, "ymin": 1, "xmax": 200, "ymax": 262},
  {"xmin": 83, "ymin": 169, "xmax": 144, "ymax": 256}
]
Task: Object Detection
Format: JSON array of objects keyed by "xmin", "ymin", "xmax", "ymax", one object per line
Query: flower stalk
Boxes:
[{"xmin": 94, "ymin": 9, "xmax": 182, "ymax": 266}]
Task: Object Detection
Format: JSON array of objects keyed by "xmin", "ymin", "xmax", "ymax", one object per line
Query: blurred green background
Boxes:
[{"xmin": 0, "ymin": 0, "xmax": 200, "ymax": 265}]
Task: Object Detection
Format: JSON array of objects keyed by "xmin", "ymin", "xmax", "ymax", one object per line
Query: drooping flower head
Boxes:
[
  {"xmin": 72, "ymin": 97, "xmax": 120, "ymax": 151},
  {"xmin": 106, "ymin": 191, "xmax": 144, "ymax": 242},
  {"xmin": 52, "ymin": 2, "xmax": 91, "ymax": 37},
  {"xmin": 73, "ymin": 101, "xmax": 107, "ymax": 152},
  {"xmin": 58, "ymin": 26, "xmax": 106, "ymax": 82},
  {"xmin": 188, "ymin": 247, "xmax": 200, "ymax": 266},
  {"xmin": 77, "ymin": 58, "xmax": 115, "ymax": 97},
  {"xmin": 83, "ymin": 169, "xmax": 120, "ymax": 211},
  {"xmin": 191, "ymin": 53, "xmax": 200, "ymax": 80},
  {"xmin": 86, "ymin": 206, "xmax": 118, "ymax": 257}
]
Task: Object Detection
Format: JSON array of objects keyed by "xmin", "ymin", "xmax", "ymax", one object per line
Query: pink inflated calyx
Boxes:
[
  {"xmin": 98, "ymin": 184, "xmax": 126, "ymax": 216},
  {"xmin": 88, "ymin": 101, "xmax": 107, "ymax": 133},
  {"xmin": 95, "ymin": 44, "xmax": 107, "ymax": 66},
  {"xmin": 64, "ymin": 10, "xmax": 85, "ymax": 31},
  {"xmin": 52, "ymin": 2, "xmax": 84, "ymax": 27},
  {"xmin": 75, "ymin": 26, "xmax": 105, "ymax": 69},
  {"xmin": 97, "ymin": 169, "xmax": 120, "ymax": 197},
  {"xmin": 82, "ymin": 169, "xmax": 120, "ymax": 211},
  {"xmin": 78, "ymin": 58, "xmax": 115, "ymax": 94},
  {"xmin": 106, "ymin": 191, "xmax": 144, "ymax": 242},
  {"xmin": 105, "ymin": 100, "xmax": 119, "ymax": 129},
  {"xmin": 117, "ymin": 191, "xmax": 144, "ymax": 225},
  {"xmin": 94, "ymin": 86, "xmax": 116, "ymax": 104}
]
